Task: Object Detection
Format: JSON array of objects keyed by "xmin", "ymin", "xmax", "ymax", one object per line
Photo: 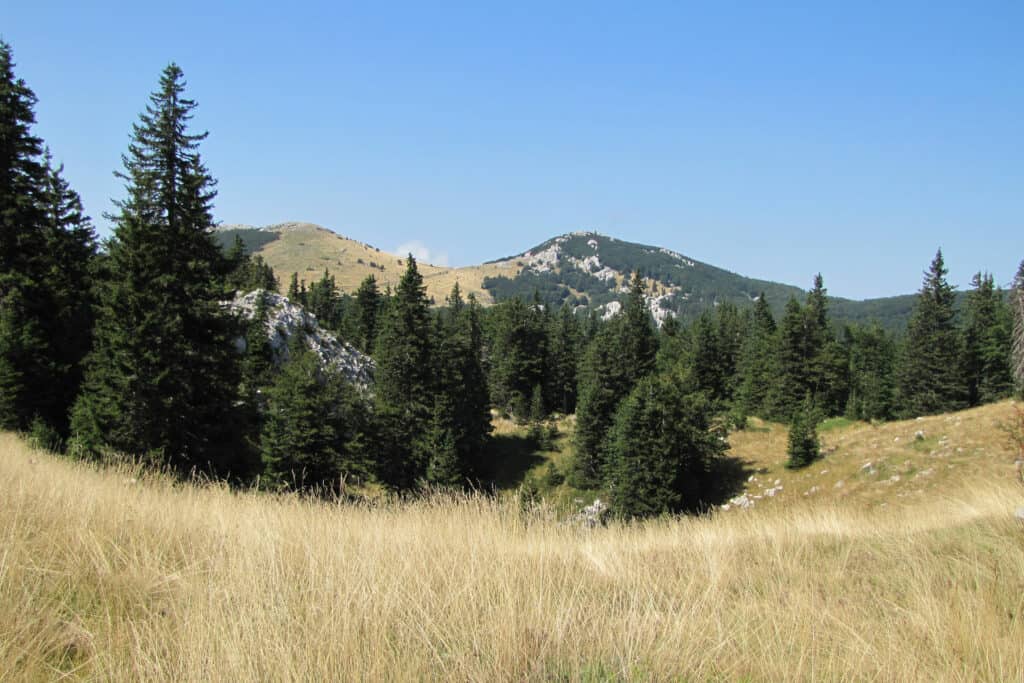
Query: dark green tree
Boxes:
[
  {"xmin": 690, "ymin": 311, "xmax": 729, "ymax": 403},
  {"xmin": 960, "ymin": 272, "xmax": 1012, "ymax": 405},
  {"xmin": 224, "ymin": 234, "xmax": 277, "ymax": 292},
  {"xmin": 0, "ymin": 42, "xmax": 62, "ymax": 431},
  {"xmin": 431, "ymin": 284, "xmax": 491, "ymax": 483},
  {"xmin": 770, "ymin": 297, "xmax": 809, "ymax": 421},
  {"xmin": 353, "ymin": 274, "xmax": 381, "ymax": 354},
  {"xmin": 546, "ymin": 304, "xmax": 582, "ymax": 414},
  {"xmin": 286, "ymin": 272, "xmax": 308, "ymax": 307},
  {"xmin": 373, "ymin": 254, "xmax": 434, "ymax": 488},
  {"xmin": 571, "ymin": 273, "xmax": 657, "ymax": 488},
  {"xmin": 423, "ymin": 394, "xmax": 463, "ymax": 488},
  {"xmin": 621, "ymin": 271, "xmax": 658, "ymax": 378},
  {"xmin": 785, "ymin": 393, "xmax": 820, "ymax": 469},
  {"xmin": 486, "ymin": 296, "xmax": 547, "ymax": 418},
  {"xmin": 260, "ymin": 342, "xmax": 368, "ymax": 490},
  {"xmin": 734, "ymin": 293, "xmax": 777, "ymax": 419},
  {"xmin": 846, "ymin": 324, "xmax": 896, "ymax": 421},
  {"xmin": 605, "ymin": 373, "xmax": 728, "ymax": 518},
  {"xmin": 896, "ymin": 250, "xmax": 965, "ymax": 416},
  {"xmin": 307, "ymin": 268, "xmax": 343, "ymax": 330},
  {"xmin": 70, "ymin": 64, "xmax": 244, "ymax": 474},
  {"xmin": 38, "ymin": 153, "xmax": 98, "ymax": 434}
]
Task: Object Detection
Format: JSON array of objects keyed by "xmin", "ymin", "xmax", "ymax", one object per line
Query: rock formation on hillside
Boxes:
[{"xmin": 226, "ymin": 290, "xmax": 374, "ymax": 388}]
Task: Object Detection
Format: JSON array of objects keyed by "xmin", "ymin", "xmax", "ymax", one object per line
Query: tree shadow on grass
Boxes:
[
  {"xmin": 472, "ymin": 434, "xmax": 545, "ymax": 491},
  {"xmin": 694, "ymin": 454, "xmax": 758, "ymax": 511}
]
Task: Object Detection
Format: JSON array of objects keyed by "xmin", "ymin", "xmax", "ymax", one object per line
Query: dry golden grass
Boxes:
[
  {"xmin": 255, "ymin": 222, "xmax": 517, "ymax": 303},
  {"xmin": 725, "ymin": 401, "xmax": 1024, "ymax": 513},
  {"xmin": 2, "ymin": 408, "xmax": 1024, "ymax": 681}
]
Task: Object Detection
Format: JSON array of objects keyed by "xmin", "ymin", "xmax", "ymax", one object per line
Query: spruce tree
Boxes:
[
  {"xmin": 354, "ymin": 274, "xmax": 381, "ymax": 354},
  {"xmin": 896, "ymin": 250, "xmax": 965, "ymax": 416},
  {"xmin": 0, "ymin": 41, "xmax": 60, "ymax": 430},
  {"xmin": 423, "ymin": 394, "xmax": 463, "ymax": 488},
  {"xmin": 785, "ymin": 393, "xmax": 820, "ymax": 469},
  {"xmin": 846, "ymin": 324, "xmax": 896, "ymax": 421},
  {"xmin": 621, "ymin": 271, "xmax": 658, "ymax": 378},
  {"xmin": 771, "ymin": 297, "xmax": 809, "ymax": 421},
  {"xmin": 735, "ymin": 293, "xmax": 777, "ymax": 419},
  {"xmin": 224, "ymin": 234, "xmax": 277, "ymax": 293},
  {"xmin": 546, "ymin": 304, "xmax": 582, "ymax": 415},
  {"xmin": 431, "ymin": 284, "xmax": 491, "ymax": 483},
  {"xmin": 39, "ymin": 153, "xmax": 97, "ymax": 433},
  {"xmin": 961, "ymin": 272, "xmax": 1012, "ymax": 405},
  {"xmin": 605, "ymin": 373, "xmax": 727, "ymax": 518},
  {"xmin": 691, "ymin": 311, "xmax": 727, "ymax": 403},
  {"xmin": 373, "ymin": 254, "xmax": 434, "ymax": 488},
  {"xmin": 260, "ymin": 342, "xmax": 368, "ymax": 490},
  {"xmin": 486, "ymin": 296, "xmax": 548, "ymax": 418},
  {"xmin": 70, "ymin": 64, "xmax": 243, "ymax": 473},
  {"xmin": 307, "ymin": 268, "xmax": 342, "ymax": 330},
  {"xmin": 571, "ymin": 274, "xmax": 657, "ymax": 488},
  {"xmin": 287, "ymin": 272, "xmax": 303, "ymax": 303}
]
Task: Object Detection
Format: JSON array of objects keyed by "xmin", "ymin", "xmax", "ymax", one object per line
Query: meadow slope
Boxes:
[{"xmin": 2, "ymin": 404, "xmax": 1024, "ymax": 681}]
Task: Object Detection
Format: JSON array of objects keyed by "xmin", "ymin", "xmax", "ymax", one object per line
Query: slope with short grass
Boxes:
[
  {"xmin": 2, "ymin": 403, "xmax": 1023, "ymax": 680},
  {"xmin": 236, "ymin": 222, "xmax": 516, "ymax": 303}
]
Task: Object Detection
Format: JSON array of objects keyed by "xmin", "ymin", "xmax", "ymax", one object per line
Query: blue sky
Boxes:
[{"xmin": 5, "ymin": 1, "xmax": 1022, "ymax": 299}]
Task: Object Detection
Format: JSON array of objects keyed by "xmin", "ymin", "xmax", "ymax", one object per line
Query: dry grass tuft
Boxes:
[{"xmin": 2, "ymin": 421, "xmax": 1024, "ymax": 681}]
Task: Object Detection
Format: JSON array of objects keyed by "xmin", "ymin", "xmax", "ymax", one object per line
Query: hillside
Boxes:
[
  {"xmin": 221, "ymin": 222, "xmax": 935, "ymax": 329},
  {"xmin": 216, "ymin": 222, "xmax": 515, "ymax": 304},
  {"xmin": 492, "ymin": 399, "xmax": 1024, "ymax": 514},
  {"xmin": 2, "ymin": 402, "xmax": 1022, "ymax": 680}
]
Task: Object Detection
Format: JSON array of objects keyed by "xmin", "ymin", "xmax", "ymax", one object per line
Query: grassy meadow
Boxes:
[{"xmin": 2, "ymin": 402, "xmax": 1024, "ymax": 681}]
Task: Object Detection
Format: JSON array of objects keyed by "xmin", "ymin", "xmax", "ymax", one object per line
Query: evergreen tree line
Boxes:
[
  {"xmin": 2, "ymin": 42, "xmax": 1023, "ymax": 517},
  {"xmin": 0, "ymin": 46, "xmax": 494, "ymax": 493}
]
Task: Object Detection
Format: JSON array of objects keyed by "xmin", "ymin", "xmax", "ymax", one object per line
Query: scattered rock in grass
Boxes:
[
  {"xmin": 834, "ymin": 480, "xmax": 845, "ymax": 488},
  {"xmin": 914, "ymin": 430, "xmax": 925, "ymax": 441},
  {"xmin": 577, "ymin": 499, "xmax": 608, "ymax": 528},
  {"xmin": 804, "ymin": 486, "xmax": 820, "ymax": 496},
  {"xmin": 726, "ymin": 493, "xmax": 753, "ymax": 509}
]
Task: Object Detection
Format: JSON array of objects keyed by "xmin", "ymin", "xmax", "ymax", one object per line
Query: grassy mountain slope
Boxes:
[
  {"xmin": 493, "ymin": 399, "xmax": 1024, "ymax": 514},
  {"xmin": 216, "ymin": 222, "xmax": 516, "ymax": 304},
  {"xmin": 2, "ymin": 401, "xmax": 1022, "ymax": 679}
]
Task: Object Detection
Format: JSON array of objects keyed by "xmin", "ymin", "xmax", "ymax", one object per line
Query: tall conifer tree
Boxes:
[
  {"xmin": 354, "ymin": 274, "xmax": 381, "ymax": 354},
  {"xmin": 897, "ymin": 250, "xmax": 965, "ymax": 416},
  {"xmin": 0, "ymin": 41, "xmax": 58, "ymax": 430},
  {"xmin": 735, "ymin": 293, "xmax": 777, "ymax": 419},
  {"xmin": 961, "ymin": 272, "xmax": 1012, "ymax": 405},
  {"xmin": 571, "ymin": 272, "xmax": 656, "ymax": 488},
  {"xmin": 605, "ymin": 373, "xmax": 726, "ymax": 518},
  {"xmin": 71, "ymin": 64, "xmax": 243, "ymax": 473},
  {"xmin": 373, "ymin": 254, "xmax": 434, "ymax": 488}
]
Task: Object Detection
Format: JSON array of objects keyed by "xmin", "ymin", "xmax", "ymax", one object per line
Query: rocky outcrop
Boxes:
[{"xmin": 226, "ymin": 290, "xmax": 374, "ymax": 388}]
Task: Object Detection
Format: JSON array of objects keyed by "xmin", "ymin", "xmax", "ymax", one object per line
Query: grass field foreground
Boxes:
[{"xmin": 2, "ymin": 416, "xmax": 1024, "ymax": 680}]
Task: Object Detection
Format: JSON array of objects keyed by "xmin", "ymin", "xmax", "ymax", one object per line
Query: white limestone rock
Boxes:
[{"xmin": 226, "ymin": 290, "xmax": 374, "ymax": 388}]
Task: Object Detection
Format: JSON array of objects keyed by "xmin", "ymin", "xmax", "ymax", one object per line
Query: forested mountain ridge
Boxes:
[{"xmin": 222, "ymin": 222, "xmax": 953, "ymax": 330}]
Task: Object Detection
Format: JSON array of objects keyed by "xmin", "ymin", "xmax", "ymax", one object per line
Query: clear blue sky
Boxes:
[{"xmin": 5, "ymin": 1, "xmax": 1022, "ymax": 299}]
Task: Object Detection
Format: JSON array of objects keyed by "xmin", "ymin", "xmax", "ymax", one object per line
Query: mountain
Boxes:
[
  {"xmin": 215, "ymin": 222, "xmax": 511, "ymax": 305},
  {"xmin": 216, "ymin": 222, "xmax": 926, "ymax": 330}
]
